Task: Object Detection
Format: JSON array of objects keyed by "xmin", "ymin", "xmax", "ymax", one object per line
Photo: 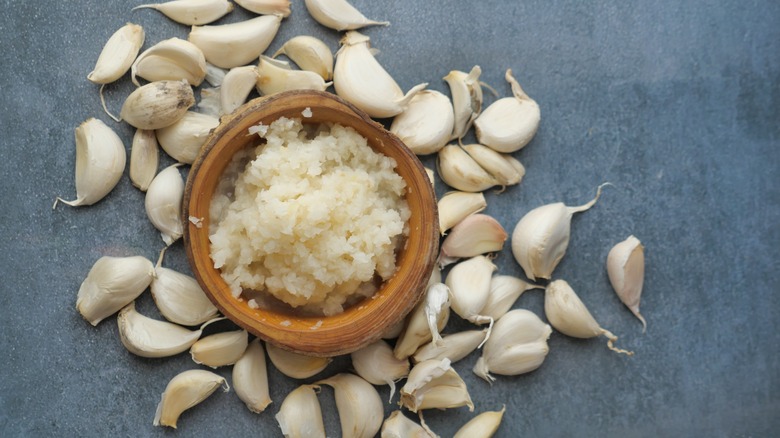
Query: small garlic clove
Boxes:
[
  {"xmin": 145, "ymin": 164, "xmax": 185, "ymax": 246},
  {"xmin": 437, "ymin": 144, "xmax": 498, "ymax": 192},
  {"xmin": 274, "ymin": 35, "xmax": 334, "ymax": 80},
  {"xmin": 474, "ymin": 69, "xmax": 540, "ymax": 153},
  {"xmin": 87, "ymin": 23, "xmax": 145, "ymax": 84},
  {"xmin": 220, "ymin": 66, "xmax": 258, "ymax": 115},
  {"xmin": 334, "ymin": 31, "xmax": 427, "ymax": 118},
  {"xmin": 189, "ymin": 15, "xmax": 283, "ymax": 69},
  {"xmin": 453, "ymin": 406, "xmax": 506, "ymax": 438},
  {"xmin": 131, "ymin": 37, "xmax": 207, "ymax": 87},
  {"xmin": 156, "ymin": 111, "xmax": 219, "ymax": 164},
  {"xmin": 439, "ymin": 214, "xmax": 507, "ymax": 267},
  {"xmin": 400, "ymin": 358, "xmax": 474, "ymax": 413},
  {"xmin": 607, "ymin": 235, "xmax": 647, "ymax": 331},
  {"xmin": 235, "ymin": 0, "xmax": 291, "ymax": 16},
  {"xmin": 275, "ymin": 384, "xmax": 326, "ymax": 438},
  {"xmin": 437, "ymin": 191, "xmax": 487, "ymax": 235},
  {"xmin": 256, "ymin": 56, "xmax": 330, "ymax": 96},
  {"xmin": 153, "ymin": 369, "xmax": 229, "ymax": 429},
  {"xmin": 412, "ymin": 329, "xmax": 487, "ymax": 365},
  {"xmin": 190, "ymin": 329, "xmax": 248, "ymax": 368},
  {"xmin": 545, "ymin": 279, "xmax": 633, "ymax": 355},
  {"xmin": 461, "ymin": 143, "xmax": 525, "ymax": 187},
  {"xmin": 233, "ymin": 338, "xmax": 272, "ymax": 413},
  {"xmin": 151, "ymin": 266, "xmax": 219, "ymax": 326},
  {"xmin": 390, "ymin": 90, "xmax": 455, "ymax": 155},
  {"xmin": 304, "ymin": 0, "xmax": 388, "ymax": 31},
  {"xmin": 424, "ymin": 283, "xmax": 450, "ymax": 347},
  {"xmin": 129, "ymin": 129, "xmax": 159, "ymax": 192},
  {"xmin": 134, "ymin": 0, "xmax": 233, "ymax": 25},
  {"xmin": 76, "ymin": 255, "xmax": 155, "ymax": 326},
  {"xmin": 266, "ymin": 342, "xmax": 331, "ymax": 379},
  {"xmin": 394, "ymin": 283, "xmax": 451, "ymax": 360},
  {"xmin": 444, "ymin": 66, "xmax": 483, "ymax": 141},
  {"xmin": 318, "ymin": 373, "xmax": 383, "ymax": 438},
  {"xmin": 481, "ymin": 275, "xmax": 542, "ymax": 320},
  {"xmin": 445, "ymin": 256, "xmax": 496, "ymax": 335},
  {"xmin": 381, "ymin": 410, "xmax": 433, "ymax": 438},
  {"xmin": 351, "ymin": 340, "xmax": 409, "ymax": 401},
  {"xmin": 120, "ymin": 80, "xmax": 195, "ymax": 130}
]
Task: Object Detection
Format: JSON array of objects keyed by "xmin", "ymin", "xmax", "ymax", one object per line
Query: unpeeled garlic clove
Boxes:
[
  {"xmin": 256, "ymin": 56, "xmax": 330, "ymax": 96},
  {"xmin": 233, "ymin": 338, "xmax": 272, "ymax": 413},
  {"xmin": 439, "ymin": 214, "xmax": 507, "ymax": 267},
  {"xmin": 481, "ymin": 275, "xmax": 542, "ymax": 320},
  {"xmin": 461, "ymin": 143, "xmax": 525, "ymax": 187},
  {"xmin": 275, "ymin": 384, "xmax": 326, "ymax": 438},
  {"xmin": 511, "ymin": 184, "xmax": 607, "ymax": 281},
  {"xmin": 190, "ymin": 329, "xmax": 248, "ymax": 368},
  {"xmin": 235, "ymin": 0, "xmax": 291, "ymax": 16},
  {"xmin": 607, "ymin": 235, "xmax": 647, "ymax": 331},
  {"xmin": 220, "ymin": 66, "xmax": 258, "ymax": 115},
  {"xmin": 304, "ymin": 0, "xmax": 388, "ymax": 31},
  {"xmin": 266, "ymin": 342, "xmax": 331, "ymax": 379},
  {"xmin": 444, "ymin": 66, "xmax": 483, "ymax": 141},
  {"xmin": 131, "ymin": 37, "xmax": 207, "ymax": 87},
  {"xmin": 545, "ymin": 279, "xmax": 633, "ymax": 355},
  {"xmin": 400, "ymin": 358, "xmax": 474, "ymax": 413},
  {"xmin": 156, "ymin": 111, "xmax": 219, "ymax": 164},
  {"xmin": 145, "ymin": 164, "xmax": 185, "ymax": 246},
  {"xmin": 437, "ymin": 144, "xmax": 498, "ymax": 192},
  {"xmin": 120, "ymin": 80, "xmax": 195, "ymax": 130},
  {"xmin": 318, "ymin": 373, "xmax": 383, "ymax": 438},
  {"xmin": 153, "ymin": 369, "xmax": 229, "ymax": 429},
  {"xmin": 453, "ymin": 406, "xmax": 506, "ymax": 438},
  {"xmin": 381, "ymin": 410, "xmax": 433, "ymax": 438},
  {"xmin": 151, "ymin": 265, "xmax": 219, "ymax": 326},
  {"xmin": 189, "ymin": 15, "xmax": 283, "ymax": 69},
  {"xmin": 135, "ymin": 0, "xmax": 233, "ymax": 25},
  {"xmin": 412, "ymin": 329, "xmax": 487, "ymax": 365},
  {"xmin": 76, "ymin": 255, "xmax": 155, "ymax": 326},
  {"xmin": 474, "ymin": 69, "xmax": 540, "ymax": 153},
  {"xmin": 445, "ymin": 256, "xmax": 496, "ymax": 337},
  {"xmin": 87, "ymin": 23, "xmax": 145, "ymax": 84},
  {"xmin": 390, "ymin": 90, "xmax": 455, "ymax": 155},
  {"xmin": 351, "ymin": 339, "xmax": 410, "ymax": 401},
  {"xmin": 129, "ymin": 129, "xmax": 159, "ymax": 192},
  {"xmin": 274, "ymin": 35, "xmax": 334, "ymax": 80},
  {"xmin": 334, "ymin": 31, "xmax": 427, "ymax": 118},
  {"xmin": 437, "ymin": 191, "xmax": 487, "ymax": 235},
  {"xmin": 394, "ymin": 282, "xmax": 450, "ymax": 360}
]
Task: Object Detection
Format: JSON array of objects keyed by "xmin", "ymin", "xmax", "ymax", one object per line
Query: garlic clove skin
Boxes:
[
  {"xmin": 350, "ymin": 340, "xmax": 409, "ymax": 401},
  {"xmin": 304, "ymin": 0, "xmax": 389, "ymax": 31},
  {"xmin": 437, "ymin": 144, "xmax": 498, "ymax": 192},
  {"xmin": 151, "ymin": 266, "xmax": 219, "ymax": 326},
  {"xmin": 381, "ymin": 410, "xmax": 432, "ymax": 438},
  {"xmin": 235, "ymin": 0, "xmax": 291, "ymax": 16},
  {"xmin": 189, "ymin": 15, "xmax": 283, "ymax": 69},
  {"xmin": 266, "ymin": 342, "xmax": 331, "ymax": 379},
  {"xmin": 394, "ymin": 283, "xmax": 451, "ymax": 360},
  {"xmin": 412, "ymin": 329, "xmax": 487, "ymax": 365},
  {"xmin": 233, "ymin": 339, "xmax": 272, "ymax": 413},
  {"xmin": 256, "ymin": 56, "xmax": 330, "ymax": 95},
  {"xmin": 444, "ymin": 66, "xmax": 483, "ymax": 141},
  {"xmin": 274, "ymin": 35, "xmax": 334, "ymax": 80},
  {"xmin": 190, "ymin": 329, "xmax": 248, "ymax": 368},
  {"xmin": 453, "ymin": 406, "xmax": 506, "ymax": 438},
  {"xmin": 439, "ymin": 214, "xmax": 507, "ymax": 267},
  {"xmin": 481, "ymin": 275, "xmax": 542, "ymax": 321},
  {"xmin": 390, "ymin": 90, "xmax": 455, "ymax": 155},
  {"xmin": 145, "ymin": 164, "xmax": 185, "ymax": 246},
  {"xmin": 424, "ymin": 283, "xmax": 451, "ymax": 347},
  {"xmin": 400, "ymin": 358, "xmax": 474, "ymax": 413},
  {"xmin": 318, "ymin": 373, "xmax": 383, "ymax": 438},
  {"xmin": 334, "ymin": 31, "xmax": 427, "ymax": 118},
  {"xmin": 87, "ymin": 23, "xmax": 145, "ymax": 84},
  {"xmin": 474, "ymin": 69, "xmax": 540, "ymax": 153},
  {"xmin": 120, "ymin": 80, "xmax": 195, "ymax": 130},
  {"xmin": 197, "ymin": 86, "xmax": 223, "ymax": 117},
  {"xmin": 153, "ymin": 369, "xmax": 229, "ymax": 429},
  {"xmin": 135, "ymin": 0, "xmax": 233, "ymax": 25},
  {"xmin": 129, "ymin": 129, "xmax": 159, "ymax": 192},
  {"xmin": 445, "ymin": 256, "xmax": 496, "ymax": 327},
  {"xmin": 156, "ymin": 111, "xmax": 219, "ymax": 164},
  {"xmin": 607, "ymin": 235, "xmax": 647, "ymax": 331},
  {"xmin": 437, "ymin": 191, "xmax": 487, "ymax": 235},
  {"xmin": 220, "ymin": 66, "xmax": 258, "ymax": 115},
  {"xmin": 275, "ymin": 384, "xmax": 326, "ymax": 438},
  {"xmin": 76, "ymin": 256, "xmax": 155, "ymax": 326},
  {"xmin": 131, "ymin": 37, "xmax": 207, "ymax": 87},
  {"xmin": 461, "ymin": 143, "xmax": 525, "ymax": 187}
]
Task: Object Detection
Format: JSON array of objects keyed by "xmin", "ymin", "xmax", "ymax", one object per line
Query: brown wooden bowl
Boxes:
[{"xmin": 183, "ymin": 90, "xmax": 438, "ymax": 357}]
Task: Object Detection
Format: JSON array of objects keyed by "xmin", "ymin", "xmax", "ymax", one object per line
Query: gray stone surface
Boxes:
[{"xmin": 1, "ymin": 0, "xmax": 778, "ymax": 436}]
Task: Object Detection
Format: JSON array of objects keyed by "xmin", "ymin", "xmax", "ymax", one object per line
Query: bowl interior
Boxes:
[{"xmin": 183, "ymin": 90, "xmax": 438, "ymax": 356}]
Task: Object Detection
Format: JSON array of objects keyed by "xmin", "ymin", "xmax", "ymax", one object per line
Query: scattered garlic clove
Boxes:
[
  {"xmin": 424, "ymin": 283, "xmax": 450, "ymax": 347},
  {"xmin": 131, "ymin": 37, "xmax": 207, "ymax": 87},
  {"xmin": 453, "ymin": 406, "xmax": 506, "ymax": 438},
  {"xmin": 256, "ymin": 56, "xmax": 330, "ymax": 95},
  {"xmin": 274, "ymin": 35, "xmax": 334, "ymax": 80},
  {"xmin": 120, "ymin": 80, "xmax": 195, "ymax": 130},
  {"xmin": 220, "ymin": 66, "xmax": 258, "ymax": 115},
  {"xmin": 444, "ymin": 66, "xmax": 483, "ymax": 141},
  {"xmin": 190, "ymin": 329, "xmax": 248, "ymax": 368},
  {"xmin": 437, "ymin": 191, "xmax": 487, "ymax": 235},
  {"xmin": 76, "ymin": 255, "xmax": 155, "ymax": 326},
  {"xmin": 437, "ymin": 144, "xmax": 498, "ymax": 192},
  {"xmin": 151, "ymin": 266, "xmax": 219, "ymax": 326},
  {"xmin": 461, "ymin": 143, "xmax": 525, "ymax": 187},
  {"xmin": 145, "ymin": 164, "xmax": 185, "ymax": 246},
  {"xmin": 204, "ymin": 62, "xmax": 227, "ymax": 86},
  {"xmin": 153, "ymin": 369, "xmax": 229, "ymax": 429},
  {"xmin": 381, "ymin": 410, "xmax": 433, "ymax": 438},
  {"xmin": 266, "ymin": 342, "xmax": 331, "ymax": 379},
  {"xmin": 351, "ymin": 340, "xmax": 409, "ymax": 401},
  {"xmin": 129, "ymin": 129, "xmax": 159, "ymax": 192},
  {"xmin": 481, "ymin": 275, "xmax": 542, "ymax": 320},
  {"xmin": 156, "ymin": 111, "xmax": 219, "ymax": 164},
  {"xmin": 235, "ymin": 0, "xmax": 291, "ymax": 16},
  {"xmin": 275, "ymin": 384, "xmax": 326, "ymax": 438},
  {"xmin": 197, "ymin": 86, "xmax": 223, "ymax": 117},
  {"xmin": 545, "ymin": 279, "xmax": 633, "ymax": 355},
  {"xmin": 189, "ymin": 15, "xmax": 283, "ymax": 69},
  {"xmin": 233, "ymin": 338, "xmax": 272, "ymax": 413},
  {"xmin": 334, "ymin": 31, "xmax": 427, "ymax": 118},
  {"xmin": 400, "ymin": 358, "xmax": 474, "ymax": 413},
  {"xmin": 55, "ymin": 118, "xmax": 126, "ymax": 208},
  {"xmin": 87, "ymin": 23, "xmax": 145, "ymax": 84},
  {"xmin": 445, "ymin": 256, "xmax": 497, "ymax": 342},
  {"xmin": 439, "ymin": 214, "xmax": 507, "ymax": 267},
  {"xmin": 473, "ymin": 309, "xmax": 551, "ymax": 382},
  {"xmin": 318, "ymin": 373, "xmax": 383, "ymax": 438},
  {"xmin": 511, "ymin": 184, "xmax": 607, "ymax": 281},
  {"xmin": 474, "ymin": 69, "xmax": 540, "ymax": 153},
  {"xmin": 134, "ymin": 0, "xmax": 233, "ymax": 25},
  {"xmin": 412, "ymin": 329, "xmax": 487, "ymax": 364},
  {"xmin": 394, "ymin": 283, "xmax": 450, "ymax": 360},
  {"xmin": 607, "ymin": 235, "xmax": 647, "ymax": 331},
  {"xmin": 304, "ymin": 0, "xmax": 388, "ymax": 31},
  {"xmin": 390, "ymin": 90, "xmax": 455, "ymax": 155}
]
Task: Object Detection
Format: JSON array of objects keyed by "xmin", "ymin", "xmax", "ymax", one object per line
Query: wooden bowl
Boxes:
[{"xmin": 183, "ymin": 90, "xmax": 438, "ymax": 357}]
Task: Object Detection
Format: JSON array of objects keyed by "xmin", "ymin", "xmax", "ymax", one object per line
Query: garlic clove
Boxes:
[
  {"xmin": 131, "ymin": 37, "xmax": 207, "ymax": 87},
  {"xmin": 129, "ymin": 129, "xmax": 159, "ymax": 192},
  {"xmin": 445, "ymin": 256, "xmax": 496, "ymax": 340},
  {"xmin": 151, "ymin": 266, "xmax": 219, "ymax": 326},
  {"xmin": 439, "ymin": 214, "xmax": 507, "ymax": 267},
  {"xmin": 412, "ymin": 329, "xmax": 487, "ymax": 365},
  {"xmin": 134, "ymin": 0, "xmax": 233, "ymax": 25},
  {"xmin": 461, "ymin": 143, "xmax": 525, "ymax": 187},
  {"xmin": 120, "ymin": 80, "xmax": 195, "ymax": 130},
  {"xmin": 390, "ymin": 90, "xmax": 455, "ymax": 155},
  {"xmin": 304, "ymin": 0, "xmax": 388, "ymax": 31},
  {"xmin": 453, "ymin": 406, "xmax": 506, "ymax": 438},
  {"xmin": 437, "ymin": 144, "xmax": 498, "ymax": 192},
  {"xmin": 197, "ymin": 86, "xmax": 223, "ymax": 117},
  {"xmin": 256, "ymin": 56, "xmax": 330, "ymax": 96},
  {"xmin": 266, "ymin": 342, "xmax": 331, "ymax": 379},
  {"xmin": 233, "ymin": 338, "xmax": 272, "ymax": 413},
  {"xmin": 87, "ymin": 23, "xmax": 145, "ymax": 84},
  {"xmin": 474, "ymin": 69, "xmax": 540, "ymax": 153},
  {"xmin": 156, "ymin": 111, "xmax": 219, "ymax": 164},
  {"xmin": 350, "ymin": 340, "xmax": 409, "ymax": 401},
  {"xmin": 220, "ymin": 66, "xmax": 258, "ymax": 115},
  {"xmin": 381, "ymin": 410, "xmax": 433, "ymax": 438},
  {"xmin": 481, "ymin": 275, "xmax": 542, "ymax": 320},
  {"xmin": 424, "ymin": 283, "xmax": 450, "ymax": 347},
  {"xmin": 235, "ymin": 0, "xmax": 291, "ymax": 16},
  {"xmin": 153, "ymin": 369, "xmax": 228, "ymax": 429},
  {"xmin": 274, "ymin": 35, "xmax": 334, "ymax": 80},
  {"xmin": 145, "ymin": 164, "xmax": 185, "ymax": 246},
  {"xmin": 318, "ymin": 373, "xmax": 383, "ymax": 438},
  {"xmin": 189, "ymin": 15, "xmax": 283, "ymax": 69},
  {"xmin": 437, "ymin": 191, "xmax": 487, "ymax": 235},
  {"xmin": 190, "ymin": 329, "xmax": 248, "ymax": 368},
  {"xmin": 545, "ymin": 279, "xmax": 633, "ymax": 355},
  {"xmin": 607, "ymin": 235, "xmax": 647, "ymax": 331},
  {"xmin": 394, "ymin": 283, "xmax": 450, "ymax": 360},
  {"xmin": 76, "ymin": 255, "xmax": 155, "ymax": 326},
  {"xmin": 444, "ymin": 66, "xmax": 483, "ymax": 141},
  {"xmin": 204, "ymin": 62, "xmax": 227, "ymax": 86},
  {"xmin": 275, "ymin": 384, "xmax": 326, "ymax": 438},
  {"xmin": 400, "ymin": 358, "xmax": 474, "ymax": 413},
  {"xmin": 334, "ymin": 31, "xmax": 427, "ymax": 118}
]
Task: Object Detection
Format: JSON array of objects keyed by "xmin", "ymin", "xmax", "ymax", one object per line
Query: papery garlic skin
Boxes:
[
  {"xmin": 439, "ymin": 214, "xmax": 507, "ymax": 266},
  {"xmin": 189, "ymin": 15, "xmax": 283, "ymax": 69},
  {"xmin": 145, "ymin": 164, "xmax": 185, "ymax": 246},
  {"xmin": 221, "ymin": 66, "xmax": 258, "ymax": 115},
  {"xmin": 318, "ymin": 374, "xmax": 383, "ymax": 438},
  {"xmin": 153, "ymin": 369, "xmax": 228, "ymax": 429},
  {"xmin": 275, "ymin": 384, "xmax": 326, "ymax": 438},
  {"xmin": 461, "ymin": 143, "xmax": 525, "ymax": 187},
  {"xmin": 120, "ymin": 80, "xmax": 195, "ymax": 130},
  {"xmin": 87, "ymin": 23, "xmax": 145, "ymax": 84},
  {"xmin": 412, "ymin": 329, "xmax": 487, "ymax": 364},
  {"xmin": 453, "ymin": 406, "xmax": 506, "ymax": 438},
  {"xmin": 474, "ymin": 69, "xmax": 540, "ymax": 153},
  {"xmin": 274, "ymin": 35, "xmax": 334, "ymax": 80},
  {"xmin": 266, "ymin": 342, "xmax": 331, "ymax": 379},
  {"xmin": 135, "ymin": 0, "xmax": 233, "ymax": 25},
  {"xmin": 256, "ymin": 56, "xmax": 330, "ymax": 95},
  {"xmin": 205, "ymin": 62, "xmax": 227, "ymax": 86},
  {"xmin": 198, "ymin": 86, "xmax": 223, "ymax": 117},
  {"xmin": 607, "ymin": 235, "xmax": 647, "ymax": 331},
  {"xmin": 394, "ymin": 283, "xmax": 451, "ymax": 360},
  {"xmin": 235, "ymin": 0, "xmax": 291, "ymax": 16},
  {"xmin": 445, "ymin": 256, "xmax": 496, "ymax": 330},
  {"xmin": 481, "ymin": 275, "xmax": 541, "ymax": 320},
  {"xmin": 151, "ymin": 266, "xmax": 219, "ymax": 326},
  {"xmin": 233, "ymin": 339, "xmax": 272, "ymax": 413},
  {"xmin": 130, "ymin": 129, "xmax": 159, "ymax": 192},
  {"xmin": 118, "ymin": 302, "xmax": 215, "ymax": 358},
  {"xmin": 131, "ymin": 37, "xmax": 207, "ymax": 86},
  {"xmin": 304, "ymin": 0, "xmax": 388, "ymax": 31},
  {"xmin": 351, "ymin": 340, "xmax": 409, "ymax": 401},
  {"xmin": 390, "ymin": 90, "xmax": 454, "ymax": 155},
  {"xmin": 76, "ymin": 256, "xmax": 155, "ymax": 326},
  {"xmin": 438, "ymin": 191, "xmax": 487, "ymax": 235},
  {"xmin": 400, "ymin": 358, "xmax": 474, "ymax": 413},
  {"xmin": 444, "ymin": 66, "xmax": 483, "ymax": 141},
  {"xmin": 381, "ymin": 410, "xmax": 432, "ymax": 438},
  {"xmin": 190, "ymin": 330, "xmax": 248, "ymax": 368},
  {"xmin": 156, "ymin": 111, "xmax": 219, "ymax": 164},
  {"xmin": 437, "ymin": 144, "xmax": 497, "ymax": 192}
]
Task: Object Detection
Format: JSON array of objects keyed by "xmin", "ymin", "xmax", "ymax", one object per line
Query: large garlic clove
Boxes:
[
  {"xmin": 274, "ymin": 35, "xmax": 334, "ymax": 80},
  {"xmin": 87, "ymin": 23, "xmax": 145, "ymax": 84},
  {"xmin": 474, "ymin": 69, "xmax": 540, "ymax": 153},
  {"xmin": 545, "ymin": 280, "xmax": 633, "ymax": 355},
  {"xmin": 607, "ymin": 235, "xmax": 647, "ymax": 331},
  {"xmin": 156, "ymin": 111, "xmax": 219, "ymax": 164},
  {"xmin": 153, "ymin": 369, "xmax": 228, "ymax": 429},
  {"xmin": 189, "ymin": 15, "xmax": 283, "ymax": 69},
  {"xmin": 120, "ymin": 80, "xmax": 195, "ymax": 130},
  {"xmin": 135, "ymin": 0, "xmax": 233, "ymax": 25},
  {"xmin": 437, "ymin": 144, "xmax": 498, "ymax": 192},
  {"xmin": 437, "ymin": 191, "xmax": 487, "ymax": 235},
  {"xmin": 390, "ymin": 90, "xmax": 455, "ymax": 155},
  {"xmin": 318, "ymin": 373, "xmax": 383, "ymax": 438},
  {"xmin": 220, "ymin": 66, "xmax": 258, "ymax": 115},
  {"xmin": 304, "ymin": 0, "xmax": 388, "ymax": 31},
  {"xmin": 511, "ymin": 184, "xmax": 606, "ymax": 281},
  {"xmin": 131, "ymin": 37, "xmax": 207, "ymax": 87},
  {"xmin": 394, "ymin": 283, "xmax": 450, "ymax": 360},
  {"xmin": 334, "ymin": 31, "xmax": 427, "ymax": 118},
  {"xmin": 461, "ymin": 143, "xmax": 525, "ymax": 187},
  {"xmin": 118, "ymin": 302, "xmax": 219, "ymax": 357},
  {"xmin": 351, "ymin": 339, "xmax": 410, "ymax": 401},
  {"xmin": 453, "ymin": 406, "xmax": 506, "ymax": 438},
  {"xmin": 381, "ymin": 410, "xmax": 433, "ymax": 438},
  {"xmin": 400, "ymin": 358, "xmax": 474, "ymax": 413},
  {"xmin": 233, "ymin": 339, "xmax": 272, "ymax": 413},
  {"xmin": 445, "ymin": 256, "xmax": 496, "ymax": 337},
  {"xmin": 444, "ymin": 66, "xmax": 483, "ymax": 141},
  {"xmin": 145, "ymin": 164, "xmax": 185, "ymax": 246},
  {"xmin": 56, "ymin": 118, "xmax": 126, "ymax": 208},
  {"xmin": 266, "ymin": 342, "xmax": 331, "ymax": 379},
  {"xmin": 256, "ymin": 56, "xmax": 330, "ymax": 95},
  {"xmin": 481, "ymin": 275, "xmax": 542, "ymax": 320},
  {"xmin": 129, "ymin": 129, "xmax": 159, "ymax": 192},
  {"xmin": 151, "ymin": 266, "xmax": 219, "ymax": 326},
  {"xmin": 439, "ymin": 214, "xmax": 507, "ymax": 267},
  {"xmin": 412, "ymin": 329, "xmax": 487, "ymax": 365},
  {"xmin": 76, "ymin": 255, "xmax": 155, "ymax": 326},
  {"xmin": 275, "ymin": 384, "xmax": 326, "ymax": 438},
  {"xmin": 190, "ymin": 329, "xmax": 248, "ymax": 368},
  {"xmin": 235, "ymin": 0, "xmax": 291, "ymax": 16}
]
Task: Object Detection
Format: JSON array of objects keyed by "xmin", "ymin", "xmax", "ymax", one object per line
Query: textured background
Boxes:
[{"xmin": 1, "ymin": 0, "xmax": 778, "ymax": 436}]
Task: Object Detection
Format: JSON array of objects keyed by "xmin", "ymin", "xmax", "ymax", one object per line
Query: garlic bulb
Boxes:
[
  {"xmin": 511, "ymin": 184, "xmax": 606, "ymax": 281},
  {"xmin": 235, "ymin": 0, "xmax": 291, "ymax": 16},
  {"xmin": 481, "ymin": 275, "xmax": 541, "ymax": 320},
  {"xmin": 351, "ymin": 339, "xmax": 409, "ymax": 401},
  {"xmin": 318, "ymin": 373, "xmax": 383, "ymax": 438},
  {"xmin": 453, "ymin": 406, "xmax": 506, "ymax": 438},
  {"xmin": 381, "ymin": 410, "xmax": 432, "ymax": 438},
  {"xmin": 607, "ymin": 235, "xmax": 647, "ymax": 331},
  {"xmin": 189, "ymin": 15, "xmax": 283, "ymax": 69},
  {"xmin": 412, "ymin": 329, "xmax": 487, "ymax": 364},
  {"xmin": 444, "ymin": 66, "xmax": 483, "ymax": 141},
  {"xmin": 76, "ymin": 255, "xmax": 154, "ymax": 326},
  {"xmin": 445, "ymin": 256, "xmax": 496, "ymax": 341},
  {"xmin": 156, "ymin": 111, "xmax": 219, "ymax": 164},
  {"xmin": 233, "ymin": 339, "xmax": 272, "ymax": 413},
  {"xmin": 87, "ymin": 23, "xmax": 145, "ymax": 84},
  {"xmin": 131, "ymin": 37, "xmax": 207, "ymax": 86},
  {"xmin": 439, "ymin": 214, "xmax": 507, "ymax": 267},
  {"xmin": 221, "ymin": 66, "xmax": 258, "ymax": 115},
  {"xmin": 545, "ymin": 280, "xmax": 633, "ymax": 355},
  {"xmin": 55, "ymin": 118, "xmax": 126, "ymax": 208},
  {"xmin": 390, "ymin": 90, "xmax": 455, "ymax": 155},
  {"xmin": 190, "ymin": 330, "xmax": 248, "ymax": 368},
  {"xmin": 129, "ymin": 129, "xmax": 158, "ymax": 192},
  {"xmin": 274, "ymin": 35, "xmax": 334, "ymax": 80},
  {"xmin": 473, "ymin": 309, "xmax": 551, "ymax": 382},
  {"xmin": 304, "ymin": 0, "xmax": 388, "ymax": 31},
  {"xmin": 394, "ymin": 283, "xmax": 451, "ymax": 360},
  {"xmin": 474, "ymin": 69, "xmax": 540, "ymax": 153},
  {"xmin": 437, "ymin": 144, "xmax": 497, "ymax": 192},
  {"xmin": 400, "ymin": 358, "xmax": 474, "ymax": 413},
  {"xmin": 461, "ymin": 143, "xmax": 525, "ymax": 187},
  {"xmin": 275, "ymin": 384, "xmax": 326, "ymax": 438},
  {"xmin": 153, "ymin": 369, "xmax": 229, "ymax": 429},
  {"xmin": 151, "ymin": 265, "xmax": 219, "ymax": 326},
  {"xmin": 145, "ymin": 164, "xmax": 184, "ymax": 246},
  {"xmin": 437, "ymin": 191, "xmax": 487, "ymax": 235},
  {"xmin": 120, "ymin": 80, "xmax": 195, "ymax": 130},
  {"xmin": 334, "ymin": 31, "xmax": 427, "ymax": 118},
  {"xmin": 266, "ymin": 342, "xmax": 331, "ymax": 379},
  {"xmin": 134, "ymin": 0, "xmax": 233, "ymax": 25},
  {"xmin": 256, "ymin": 56, "xmax": 330, "ymax": 95}
]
